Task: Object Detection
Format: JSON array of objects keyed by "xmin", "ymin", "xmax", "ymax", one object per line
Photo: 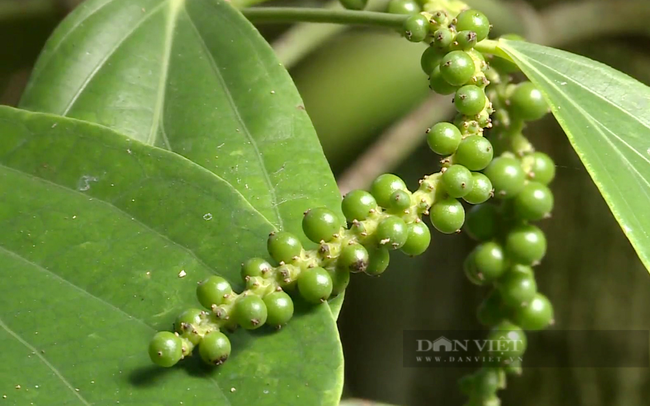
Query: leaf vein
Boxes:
[{"xmin": 183, "ymin": 7, "xmax": 284, "ymax": 230}]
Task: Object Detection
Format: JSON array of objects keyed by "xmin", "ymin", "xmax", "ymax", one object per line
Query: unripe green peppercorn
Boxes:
[
  {"xmin": 472, "ymin": 241, "xmax": 507, "ymax": 281},
  {"xmin": 483, "ymin": 156, "xmax": 526, "ymax": 199},
  {"xmin": 298, "ymin": 267, "xmax": 333, "ymax": 303},
  {"xmin": 401, "ymin": 221, "xmax": 431, "ymax": 256},
  {"xmin": 427, "ymin": 122, "xmax": 462, "ymax": 155},
  {"xmin": 267, "ymin": 231, "xmax": 302, "ymax": 263},
  {"xmin": 508, "ymin": 82, "xmax": 549, "ymax": 121},
  {"xmin": 302, "ymin": 207, "xmax": 342, "ymax": 243},
  {"xmin": 462, "ymin": 173, "xmax": 493, "ymax": 204},
  {"xmin": 430, "ymin": 66, "xmax": 458, "ymax": 95},
  {"xmin": 386, "ymin": 0, "xmax": 420, "ymax": 14},
  {"xmin": 376, "ymin": 216, "xmax": 409, "ymax": 249},
  {"xmin": 149, "ymin": 331, "xmax": 183, "ymax": 367},
  {"xmin": 454, "ymin": 85, "xmax": 486, "ymax": 116},
  {"xmin": 197, "ymin": 276, "xmax": 233, "ymax": 309},
  {"xmin": 513, "ymin": 181, "xmax": 554, "ymax": 221},
  {"xmin": 455, "ymin": 135, "xmax": 493, "ymax": 171},
  {"xmin": 174, "ymin": 308, "xmax": 204, "ymax": 345},
  {"xmin": 440, "ymin": 51, "xmax": 475, "ymax": 86},
  {"xmin": 387, "ymin": 189, "xmax": 412, "ymax": 212},
  {"xmin": 430, "ymin": 197, "xmax": 465, "ymax": 234},
  {"xmin": 234, "ymin": 294, "xmax": 268, "ymax": 329},
  {"xmin": 505, "ymin": 224, "xmax": 547, "ymax": 265},
  {"xmin": 421, "ymin": 46, "xmax": 444, "ymax": 76},
  {"xmin": 264, "ymin": 291, "xmax": 294, "ymax": 327},
  {"xmin": 403, "ymin": 14, "xmax": 429, "ymax": 42},
  {"xmin": 465, "ymin": 203, "xmax": 499, "ymax": 241},
  {"xmin": 455, "ymin": 9, "xmax": 491, "ymax": 42},
  {"xmin": 199, "ymin": 331, "xmax": 231, "ymax": 366},
  {"xmin": 337, "ymin": 243, "xmax": 370, "ymax": 273},
  {"xmin": 365, "ymin": 246, "xmax": 390, "ymax": 276},
  {"xmin": 241, "ymin": 257, "xmax": 273, "ymax": 280},
  {"xmin": 371, "ymin": 173, "xmax": 408, "ymax": 208},
  {"xmin": 512, "ymin": 293, "xmax": 554, "ymax": 330},
  {"xmin": 342, "ymin": 189, "xmax": 378, "ymax": 222},
  {"xmin": 442, "ymin": 164, "xmax": 474, "ymax": 198}
]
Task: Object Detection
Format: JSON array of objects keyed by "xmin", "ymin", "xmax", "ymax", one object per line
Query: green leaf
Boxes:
[
  {"xmin": 0, "ymin": 106, "xmax": 343, "ymax": 405},
  {"xmin": 499, "ymin": 39, "xmax": 650, "ymax": 272},
  {"xmin": 18, "ymin": 0, "xmax": 344, "ymax": 315}
]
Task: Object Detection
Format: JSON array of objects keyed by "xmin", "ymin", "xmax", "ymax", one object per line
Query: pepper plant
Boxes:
[{"xmin": 1, "ymin": 0, "xmax": 649, "ymax": 405}]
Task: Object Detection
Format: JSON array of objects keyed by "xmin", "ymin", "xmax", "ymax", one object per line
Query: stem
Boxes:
[
  {"xmin": 474, "ymin": 39, "xmax": 513, "ymax": 62},
  {"xmin": 272, "ymin": 0, "xmax": 387, "ymax": 68},
  {"xmin": 241, "ymin": 7, "xmax": 407, "ymax": 28}
]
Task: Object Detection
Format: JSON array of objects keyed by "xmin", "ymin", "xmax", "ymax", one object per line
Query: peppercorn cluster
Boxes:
[{"xmin": 149, "ymin": 6, "xmax": 557, "ymax": 406}]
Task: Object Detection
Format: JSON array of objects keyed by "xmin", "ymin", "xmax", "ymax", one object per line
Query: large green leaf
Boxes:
[
  {"xmin": 18, "ymin": 0, "xmax": 344, "ymax": 315},
  {"xmin": 0, "ymin": 107, "xmax": 343, "ymax": 405},
  {"xmin": 499, "ymin": 40, "xmax": 650, "ymax": 272}
]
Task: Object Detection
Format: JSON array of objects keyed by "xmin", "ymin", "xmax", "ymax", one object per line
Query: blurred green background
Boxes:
[{"xmin": 3, "ymin": 0, "xmax": 650, "ymax": 404}]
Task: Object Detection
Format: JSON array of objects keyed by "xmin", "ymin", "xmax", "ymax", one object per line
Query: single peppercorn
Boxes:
[
  {"xmin": 465, "ymin": 203, "xmax": 500, "ymax": 241},
  {"xmin": 403, "ymin": 14, "xmax": 429, "ymax": 42},
  {"xmin": 462, "ymin": 173, "xmax": 493, "ymax": 204},
  {"xmin": 264, "ymin": 291, "xmax": 294, "ymax": 327},
  {"xmin": 234, "ymin": 294, "xmax": 268, "ymax": 329},
  {"xmin": 386, "ymin": 0, "xmax": 420, "ymax": 14},
  {"xmin": 421, "ymin": 46, "xmax": 444, "ymax": 76},
  {"xmin": 524, "ymin": 151, "xmax": 556, "ymax": 185},
  {"xmin": 302, "ymin": 207, "xmax": 342, "ymax": 243},
  {"xmin": 432, "ymin": 28, "xmax": 454, "ymax": 49},
  {"xmin": 401, "ymin": 221, "xmax": 431, "ymax": 256},
  {"xmin": 455, "ymin": 9, "xmax": 491, "ymax": 42},
  {"xmin": 149, "ymin": 331, "xmax": 183, "ymax": 368},
  {"xmin": 454, "ymin": 135, "xmax": 494, "ymax": 171},
  {"xmin": 197, "ymin": 276, "xmax": 233, "ymax": 309},
  {"xmin": 505, "ymin": 224, "xmax": 547, "ymax": 265},
  {"xmin": 337, "ymin": 243, "xmax": 370, "ymax": 273},
  {"xmin": 430, "ymin": 197, "xmax": 465, "ymax": 234},
  {"xmin": 430, "ymin": 66, "xmax": 458, "ymax": 95},
  {"xmin": 454, "ymin": 30, "xmax": 478, "ymax": 50},
  {"xmin": 387, "ymin": 189, "xmax": 412, "ymax": 212},
  {"xmin": 241, "ymin": 257, "xmax": 273, "ymax": 280},
  {"xmin": 427, "ymin": 122, "xmax": 462, "ymax": 155},
  {"xmin": 440, "ymin": 51, "xmax": 476, "ymax": 86},
  {"xmin": 513, "ymin": 293, "xmax": 554, "ymax": 330},
  {"xmin": 455, "ymin": 85, "xmax": 486, "ymax": 116},
  {"xmin": 483, "ymin": 156, "xmax": 526, "ymax": 198},
  {"xmin": 174, "ymin": 308, "xmax": 204, "ymax": 345},
  {"xmin": 376, "ymin": 216, "xmax": 409, "ymax": 249},
  {"xmin": 487, "ymin": 321, "xmax": 527, "ymax": 358},
  {"xmin": 442, "ymin": 164, "xmax": 474, "ymax": 198},
  {"xmin": 370, "ymin": 173, "xmax": 407, "ymax": 208},
  {"xmin": 267, "ymin": 231, "xmax": 302, "ymax": 263},
  {"xmin": 513, "ymin": 181, "xmax": 554, "ymax": 221},
  {"xmin": 298, "ymin": 267, "xmax": 333, "ymax": 303},
  {"xmin": 508, "ymin": 82, "xmax": 548, "ymax": 121},
  {"xmin": 365, "ymin": 246, "xmax": 390, "ymax": 276},
  {"xmin": 472, "ymin": 241, "xmax": 507, "ymax": 281},
  {"xmin": 498, "ymin": 267, "xmax": 538, "ymax": 307},
  {"xmin": 342, "ymin": 189, "xmax": 378, "ymax": 222},
  {"xmin": 199, "ymin": 331, "xmax": 231, "ymax": 366}
]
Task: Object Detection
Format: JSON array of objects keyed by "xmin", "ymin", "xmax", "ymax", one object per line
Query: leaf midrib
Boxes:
[
  {"xmin": 0, "ymin": 315, "xmax": 92, "ymax": 406},
  {"xmin": 183, "ymin": 5, "xmax": 284, "ymax": 229}
]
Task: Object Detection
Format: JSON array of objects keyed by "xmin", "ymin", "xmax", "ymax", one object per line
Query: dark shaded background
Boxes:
[{"xmin": 3, "ymin": 0, "xmax": 650, "ymax": 405}]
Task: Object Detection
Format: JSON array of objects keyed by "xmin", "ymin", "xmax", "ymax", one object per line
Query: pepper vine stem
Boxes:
[{"xmin": 241, "ymin": 7, "xmax": 407, "ymax": 28}]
